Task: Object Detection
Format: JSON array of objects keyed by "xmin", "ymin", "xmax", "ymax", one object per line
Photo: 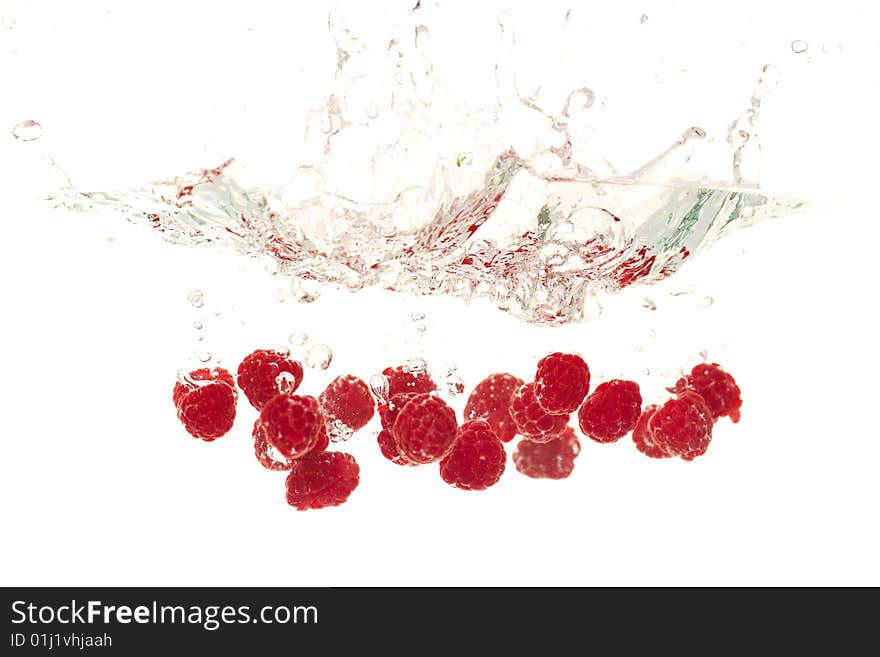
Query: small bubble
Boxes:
[
  {"xmin": 276, "ymin": 346, "xmax": 291, "ymax": 357},
  {"xmin": 366, "ymin": 103, "xmax": 379, "ymax": 119},
  {"xmin": 643, "ymin": 367, "xmax": 651, "ymax": 376},
  {"xmin": 640, "ymin": 13, "xmax": 648, "ymax": 24},
  {"xmin": 291, "ymin": 278, "xmax": 320, "ymax": 303},
  {"xmin": 697, "ymin": 296, "xmax": 715, "ymax": 308},
  {"xmin": 444, "ymin": 364, "xmax": 458, "ymax": 377},
  {"xmin": 699, "ymin": 350, "xmax": 709, "ymax": 361},
  {"xmin": 791, "ymin": 40, "xmax": 808, "ymax": 54},
  {"xmin": 198, "ymin": 351, "xmax": 213, "ymax": 363},
  {"xmin": 305, "ymin": 344, "xmax": 333, "ymax": 370},
  {"xmin": 446, "ymin": 376, "xmax": 465, "ymax": 397},
  {"xmin": 669, "ymin": 284, "xmax": 696, "ymax": 297},
  {"xmin": 193, "ymin": 321, "xmax": 204, "ymax": 330},
  {"xmin": 275, "ymin": 371, "xmax": 296, "ymax": 394},
  {"xmin": 288, "ymin": 331, "xmax": 309, "ymax": 346},
  {"xmin": 12, "ymin": 119, "xmax": 42, "ymax": 141},
  {"xmin": 648, "ymin": 328, "xmax": 656, "ymax": 338},
  {"xmin": 328, "ymin": 419, "xmax": 354, "ymax": 443},
  {"xmin": 187, "ymin": 290, "xmax": 204, "ymax": 308},
  {"xmin": 415, "ymin": 323, "xmax": 426, "ymax": 334},
  {"xmin": 196, "ymin": 335, "xmax": 205, "ymax": 342},
  {"xmin": 409, "ymin": 312, "xmax": 426, "ymax": 321},
  {"xmin": 736, "ymin": 247, "xmax": 746, "ymax": 256},
  {"xmin": 369, "ymin": 373, "xmax": 390, "ymax": 402},
  {"xmin": 275, "ymin": 288, "xmax": 287, "ymax": 303},
  {"xmin": 641, "ymin": 297, "xmax": 657, "ymax": 311},
  {"xmin": 403, "ymin": 357, "xmax": 426, "ymax": 374}
]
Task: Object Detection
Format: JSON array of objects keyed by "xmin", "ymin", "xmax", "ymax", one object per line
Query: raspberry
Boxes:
[
  {"xmin": 673, "ymin": 363, "xmax": 742, "ymax": 423},
  {"xmin": 175, "ymin": 377, "xmax": 237, "ymax": 441},
  {"xmin": 377, "ymin": 429, "xmax": 413, "ymax": 465},
  {"xmin": 382, "ymin": 365, "xmax": 437, "ymax": 397},
  {"xmin": 512, "ymin": 427, "xmax": 581, "ymax": 479},
  {"xmin": 509, "ymin": 383, "xmax": 569, "ymax": 443},
  {"xmin": 253, "ymin": 394, "xmax": 322, "ymax": 459},
  {"xmin": 631, "ymin": 405, "xmax": 670, "ymax": 459},
  {"xmin": 285, "ymin": 451, "xmax": 360, "ymax": 510},
  {"xmin": 577, "ymin": 379, "xmax": 642, "ymax": 443},
  {"xmin": 392, "ymin": 394, "xmax": 458, "ymax": 464},
  {"xmin": 254, "ymin": 419, "xmax": 328, "ymax": 471},
  {"xmin": 439, "ymin": 420, "xmax": 507, "ymax": 491},
  {"xmin": 378, "ymin": 393, "xmax": 419, "ymax": 431},
  {"xmin": 319, "ymin": 375, "xmax": 375, "ymax": 431},
  {"xmin": 649, "ymin": 391, "xmax": 714, "ymax": 461},
  {"xmin": 464, "ymin": 373, "xmax": 524, "ymax": 442},
  {"xmin": 237, "ymin": 349, "xmax": 304, "ymax": 410},
  {"xmin": 534, "ymin": 352, "xmax": 591, "ymax": 414},
  {"xmin": 173, "ymin": 367, "xmax": 236, "ymax": 408}
]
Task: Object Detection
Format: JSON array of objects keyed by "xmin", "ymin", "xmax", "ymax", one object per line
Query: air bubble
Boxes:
[
  {"xmin": 193, "ymin": 321, "xmax": 204, "ymax": 330},
  {"xmin": 187, "ymin": 290, "xmax": 204, "ymax": 308},
  {"xmin": 288, "ymin": 331, "xmax": 309, "ymax": 346},
  {"xmin": 699, "ymin": 350, "xmax": 709, "ymax": 361},
  {"xmin": 198, "ymin": 351, "xmax": 212, "ymax": 363},
  {"xmin": 669, "ymin": 284, "xmax": 696, "ymax": 297},
  {"xmin": 328, "ymin": 419, "xmax": 354, "ymax": 443},
  {"xmin": 444, "ymin": 364, "xmax": 458, "ymax": 377},
  {"xmin": 791, "ymin": 40, "xmax": 808, "ymax": 54},
  {"xmin": 275, "ymin": 288, "xmax": 287, "ymax": 303},
  {"xmin": 366, "ymin": 104, "xmax": 379, "ymax": 119},
  {"xmin": 641, "ymin": 297, "xmax": 657, "ymax": 311},
  {"xmin": 275, "ymin": 371, "xmax": 296, "ymax": 394},
  {"xmin": 306, "ymin": 344, "xmax": 333, "ymax": 370},
  {"xmin": 640, "ymin": 14, "xmax": 648, "ymax": 24},
  {"xmin": 446, "ymin": 376, "xmax": 465, "ymax": 397},
  {"xmin": 403, "ymin": 357, "xmax": 426, "ymax": 374},
  {"xmin": 697, "ymin": 296, "xmax": 714, "ymax": 308},
  {"xmin": 409, "ymin": 312, "xmax": 426, "ymax": 321},
  {"xmin": 291, "ymin": 278, "xmax": 320, "ymax": 303},
  {"xmin": 369, "ymin": 373, "xmax": 390, "ymax": 402},
  {"xmin": 12, "ymin": 119, "xmax": 42, "ymax": 141}
]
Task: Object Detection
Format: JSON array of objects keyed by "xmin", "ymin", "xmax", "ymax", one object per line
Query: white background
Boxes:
[{"xmin": 1, "ymin": 1, "xmax": 879, "ymax": 585}]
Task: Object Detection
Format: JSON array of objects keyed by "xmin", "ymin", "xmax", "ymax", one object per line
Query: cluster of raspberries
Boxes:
[{"xmin": 173, "ymin": 350, "xmax": 742, "ymax": 510}]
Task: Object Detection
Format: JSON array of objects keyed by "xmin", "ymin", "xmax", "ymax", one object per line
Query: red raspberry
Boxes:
[
  {"xmin": 512, "ymin": 427, "xmax": 581, "ymax": 479},
  {"xmin": 392, "ymin": 394, "xmax": 458, "ymax": 464},
  {"xmin": 377, "ymin": 429, "xmax": 413, "ymax": 466},
  {"xmin": 237, "ymin": 349, "xmax": 304, "ymax": 410},
  {"xmin": 439, "ymin": 420, "xmax": 507, "ymax": 491},
  {"xmin": 533, "ymin": 352, "xmax": 591, "ymax": 414},
  {"xmin": 649, "ymin": 391, "xmax": 714, "ymax": 461},
  {"xmin": 577, "ymin": 379, "xmax": 642, "ymax": 443},
  {"xmin": 175, "ymin": 376, "xmax": 237, "ymax": 441},
  {"xmin": 253, "ymin": 394, "xmax": 322, "ymax": 459},
  {"xmin": 377, "ymin": 393, "xmax": 419, "ymax": 431},
  {"xmin": 254, "ymin": 419, "xmax": 328, "ymax": 471},
  {"xmin": 285, "ymin": 451, "xmax": 360, "ymax": 510},
  {"xmin": 382, "ymin": 365, "xmax": 437, "ymax": 397},
  {"xmin": 631, "ymin": 405, "xmax": 670, "ymax": 459},
  {"xmin": 319, "ymin": 375, "xmax": 375, "ymax": 431},
  {"xmin": 673, "ymin": 363, "xmax": 742, "ymax": 423},
  {"xmin": 509, "ymin": 383, "xmax": 569, "ymax": 443},
  {"xmin": 464, "ymin": 373, "xmax": 524, "ymax": 442},
  {"xmin": 173, "ymin": 367, "xmax": 236, "ymax": 408}
]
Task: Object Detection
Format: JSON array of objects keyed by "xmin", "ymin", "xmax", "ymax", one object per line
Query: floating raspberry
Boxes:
[
  {"xmin": 631, "ymin": 405, "xmax": 670, "ymax": 459},
  {"xmin": 173, "ymin": 367, "xmax": 236, "ymax": 408},
  {"xmin": 175, "ymin": 376, "xmax": 237, "ymax": 441},
  {"xmin": 378, "ymin": 393, "xmax": 419, "ymax": 431},
  {"xmin": 509, "ymin": 383, "xmax": 569, "ymax": 443},
  {"xmin": 319, "ymin": 375, "xmax": 375, "ymax": 432},
  {"xmin": 512, "ymin": 427, "xmax": 581, "ymax": 479},
  {"xmin": 253, "ymin": 418, "xmax": 328, "ymax": 471},
  {"xmin": 534, "ymin": 352, "xmax": 591, "ymax": 414},
  {"xmin": 649, "ymin": 391, "xmax": 714, "ymax": 461},
  {"xmin": 673, "ymin": 363, "xmax": 742, "ymax": 423},
  {"xmin": 237, "ymin": 349, "xmax": 304, "ymax": 411},
  {"xmin": 382, "ymin": 365, "xmax": 437, "ymax": 397},
  {"xmin": 577, "ymin": 379, "xmax": 642, "ymax": 443},
  {"xmin": 253, "ymin": 394, "xmax": 322, "ymax": 459},
  {"xmin": 464, "ymin": 373, "xmax": 524, "ymax": 442},
  {"xmin": 439, "ymin": 420, "xmax": 506, "ymax": 491},
  {"xmin": 285, "ymin": 451, "xmax": 360, "ymax": 510},
  {"xmin": 392, "ymin": 394, "xmax": 458, "ymax": 464},
  {"xmin": 377, "ymin": 429, "xmax": 413, "ymax": 466}
]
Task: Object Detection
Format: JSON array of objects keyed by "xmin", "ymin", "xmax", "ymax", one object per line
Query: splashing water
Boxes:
[{"xmin": 44, "ymin": 4, "xmax": 804, "ymax": 325}]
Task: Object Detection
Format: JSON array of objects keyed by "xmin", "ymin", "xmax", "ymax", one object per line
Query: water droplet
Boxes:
[
  {"xmin": 275, "ymin": 371, "xmax": 296, "ymax": 394},
  {"xmin": 446, "ymin": 376, "xmax": 465, "ymax": 397},
  {"xmin": 328, "ymin": 419, "xmax": 354, "ymax": 443},
  {"xmin": 641, "ymin": 297, "xmax": 657, "ymax": 311},
  {"xmin": 187, "ymin": 290, "xmax": 204, "ymax": 308},
  {"xmin": 193, "ymin": 321, "xmax": 204, "ymax": 330},
  {"xmin": 288, "ymin": 331, "xmax": 309, "ymax": 346},
  {"xmin": 305, "ymin": 344, "xmax": 333, "ymax": 370},
  {"xmin": 198, "ymin": 351, "xmax": 213, "ymax": 363},
  {"xmin": 699, "ymin": 350, "xmax": 709, "ymax": 361},
  {"xmin": 291, "ymin": 278, "xmax": 320, "ymax": 303},
  {"xmin": 409, "ymin": 312, "xmax": 425, "ymax": 322},
  {"xmin": 403, "ymin": 357, "xmax": 426, "ymax": 374},
  {"xmin": 369, "ymin": 373, "xmax": 390, "ymax": 403},
  {"xmin": 640, "ymin": 13, "xmax": 648, "ymax": 24},
  {"xmin": 276, "ymin": 346, "xmax": 291, "ymax": 357},
  {"xmin": 736, "ymin": 247, "xmax": 746, "ymax": 256},
  {"xmin": 12, "ymin": 119, "xmax": 42, "ymax": 141},
  {"xmin": 669, "ymin": 284, "xmax": 696, "ymax": 297},
  {"xmin": 791, "ymin": 40, "xmax": 808, "ymax": 54},
  {"xmin": 697, "ymin": 296, "xmax": 714, "ymax": 308}
]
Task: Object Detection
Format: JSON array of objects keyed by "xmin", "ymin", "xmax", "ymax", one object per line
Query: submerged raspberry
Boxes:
[
  {"xmin": 237, "ymin": 349, "xmax": 304, "ymax": 410},
  {"xmin": 631, "ymin": 405, "xmax": 670, "ymax": 459},
  {"xmin": 464, "ymin": 373, "xmax": 524, "ymax": 442},
  {"xmin": 254, "ymin": 419, "xmax": 329, "ymax": 471},
  {"xmin": 512, "ymin": 427, "xmax": 581, "ymax": 479},
  {"xmin": 673, "ymin": 363, "xmax": 742, "ymax": 423},
  {"xmin": 439, "ymin": 420, "xmax": 506, "ymax": 491},
  {"xmin": 378, "ymin": 393, "xmax": 419, "ymax": 431},
  {"xmin": 377, "ymin": 429, "xmax": 413, "ymax": 465},
  {"xmin": 382, "ymin": 365, "xmax": 437, "ymax": 397},
  {"xmin": 509, "ymin": 383, "xmax": 569, "ymax": 443},
  {"xmin": 577, "ymin": 379, "xmax": 642, "ymax": 443},
  {"xmin": 253, "ymin": 394, "xmax": 322, "ymax": 459},
  {"xmin": 176, "ymin": 378, "xmax": 237, "ymax": 441},
  {"xmin": 173, "ymin": 367, "xmax": 236, "ymax": 408},
  {"xmin": 534, "ymin": 352, "xmax": 591, "ymax": 414},
  {"xmin": 319, "ymin": 374, "xmax": 375, "ymax": 432},
  {"xmin": 392, "ymin": 394, "xmax": 458, "ymax": 464},
  {"xmin": 649, "ymin": 391, "xmax": 714, "ymax": 461},
  {"xmin": 285, "ymin": 451, "xmax": 360, "ymax": 510}
]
